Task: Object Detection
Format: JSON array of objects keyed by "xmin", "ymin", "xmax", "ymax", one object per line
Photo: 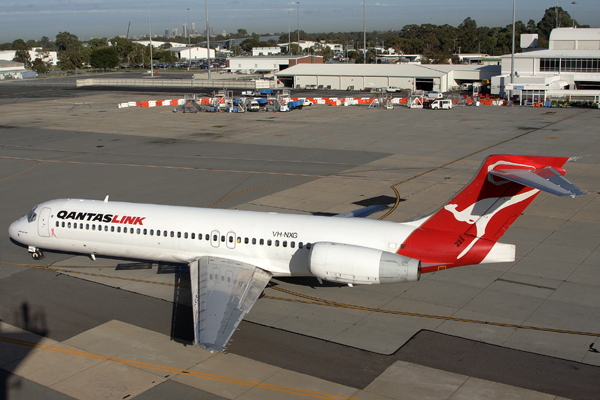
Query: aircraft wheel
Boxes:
[{"xmin": 32, "ymin": 250, "xmax": 44, "ymax": 260}]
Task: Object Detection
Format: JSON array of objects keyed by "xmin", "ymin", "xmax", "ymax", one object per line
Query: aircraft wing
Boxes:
[
  {"xmin": 490, "ymin": 167, "xmax": 585, "ymax": 198},
  {"xmin": 189, "ymin": 257, "xmax": 272, "ymax": 352},
  {"xmin": 334, "ymin": 204, "xmax": 388, "ymax": 218}
]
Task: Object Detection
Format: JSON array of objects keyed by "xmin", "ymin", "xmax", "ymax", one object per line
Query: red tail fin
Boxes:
[{"xmin": 397, "ymin": 155, "xmax": 572, "ymax": 272}]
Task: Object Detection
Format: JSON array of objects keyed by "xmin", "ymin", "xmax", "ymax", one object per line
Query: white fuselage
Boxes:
[{"xmin": 9, "ymin": 199, "xmax": 418, "ymax": 277}]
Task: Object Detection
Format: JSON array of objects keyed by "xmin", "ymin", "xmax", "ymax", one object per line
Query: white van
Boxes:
[{"xmin": 430, "ymin": 99, "xmax": 453, "ymax": 110}]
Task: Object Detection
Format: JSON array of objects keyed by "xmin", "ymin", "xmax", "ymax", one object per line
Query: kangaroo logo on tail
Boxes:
[{"xmin": 444, "ymin": 189, "xmax": 539, "ymax": 259}]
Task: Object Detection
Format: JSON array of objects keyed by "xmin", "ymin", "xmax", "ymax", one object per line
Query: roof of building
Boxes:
[
  {"xmin": 550, "ymin": 27, "xmax": 600, "ymax": 42},
  {"xmin": 0, "ymin": 60, "xmax": 24, "ymax": 69},
  {"xmin": 500, "ymin": 48, "xmax": 600, "ymax": 58},
  {"xmin": 276, "ymin": 63, "xmax": 498, "ymax": 77},
  {"xmin": 229, "ymin": 55, "xmax": 315, "ymax": 61}
]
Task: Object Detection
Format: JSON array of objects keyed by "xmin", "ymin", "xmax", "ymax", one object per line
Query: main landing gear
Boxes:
[{"xmin": 28, "ymin": 246, "xmax": 44, "ymax": 260}]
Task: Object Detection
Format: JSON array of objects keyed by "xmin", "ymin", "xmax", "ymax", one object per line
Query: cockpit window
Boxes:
[{"xmin": 27, "ymin": 206, "xmax": 38, "ymax": 223}]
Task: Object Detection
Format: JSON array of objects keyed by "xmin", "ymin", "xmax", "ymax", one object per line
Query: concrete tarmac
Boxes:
[{"xmin": 1, "ymin": 85, "xmax": 600, "ymax": 400}]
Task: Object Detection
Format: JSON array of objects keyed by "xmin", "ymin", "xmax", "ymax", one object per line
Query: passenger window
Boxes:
[
  {"xmin": 306, "ymin": 243, "xmax": 312, "ymax": 249},
  {"xmin": 260, "ymin": 239, "xmax": 264, "ymax": 245},
  {"xmin": 291, "ymin": 242, "xmax": 295, "ymax": 248},
  {"xmin": 130, "ymin": 228, "xmax": 134, "ymax": 234},
  {"xmin": 150, "ymin": 229, "xmax": 154, "ymax": 235},
  {"xmin": 299, "ymin": 242, "xmax": 303, "ymax": 249},
  {"xmin": 213, "ymin": 234, "xmax": 218, "ymax": 241},
  {"xmin": 163, "ymin": 230, "xmax": 167, "ymax": 236},
  {"xmin": 252, "ymin": 238, "xmax": 256, "ymax": 245},
  {"xmin": 283, "ymin": 241, "xmax": 287, "ymax": 247},
  {"xmin": 80, "ymin": 223, "xmax": 83, "ymax": 229},
  {"xmin": 86, "ymin": 224, "xmax": 89, "ymax": 230},
  {"xmin": 170, "ymin": 231, "xmax": 174, "ymax": 238},
  {"xmin": 68, "ymin": 222, "xmax": 71, "ymax": 228},
  {"xmin": 229, "ymin": 236, "xmax": 233, "ymax": 243},
  {"xmin": 237, "ymin": 237, "xmax": 241, "ymax": 243},
  {"xmin": 221, "ymin": 235, "xmax": 225, "ymax": 242},
  {"xmin": 105, "ymin": 226, "xmax": 108, "ymax": 232},
  {"xmin": 137, "ymin": 228, "xmax": 140, "ymax": 234},
  {"xmin": 117, "ymin": 226, "xmax": 121, "ymax": 233},
  {"xmin": 205, "ymin": 234, "xmax": 209, "ymax": 240},
  {"xmin": 56, "ymin": 221, "xmax": 59, "ymax": 227},
  {"xmin": 62, "ymin": 222, "xmax": 66, "ymax": 228},
  {"xmin": 111, "ymin": 226, "xmax": 115, "ymax": 232},
  {"xmin": 267, "ymin": 240, "xmax": 272, "ymax": 246},
  {"xmin": 177, "ymin": 232, "xmax": 181, "ymax": 238},
  {"xmin": 74, "ymin": 223, "xmax": 77, "ymax": 229},
  {"xmin": 191, "ymin": 233, "xmax": 195, "ymax": 239},
  {"xmin": 275, "ymin": 240, "xmax": 279, "ymax": 247},
  {"xmin": 245, "ymin": 238, "xmax": 249, "ymax": 244},
  {"xmin": 143, "ymin": 229, "xmax": 147, "ymax": 235}
]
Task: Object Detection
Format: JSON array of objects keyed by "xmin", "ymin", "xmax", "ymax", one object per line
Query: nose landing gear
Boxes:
[{"xmin": 28, "ymin": 246, "xmax": 44, "ymax": 260}]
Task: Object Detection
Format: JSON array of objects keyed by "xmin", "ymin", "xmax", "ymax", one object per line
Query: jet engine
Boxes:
[{"xmin": 309, "ymin": 242, "xmax": 421, "ymax": 285}]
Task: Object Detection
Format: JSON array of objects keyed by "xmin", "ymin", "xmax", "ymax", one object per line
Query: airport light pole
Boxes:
[
  {"xmin": 363, "ymin": 0, "xmax": 366, "ymax": 64},
  {"xmin": 147, "ymin": 0, "xmax": 154, "ymax": 77},
  {"xmin": 288, "ymin": 11, "xmax": 291, "ymax": 55},
  {"xmin": 571, "ymin": 1, "xmax": 577, "ymax": 28},
  {"xmin": 297, "ymin": 2, "xmax": 300, "ymax": 55},
  {"xmin": 187, "ymin": 8, "xmax": 191, "ymax": 69},
  {"xmin": 206, "ymin": 0, "xmax": 211, "ymax": 80},
  {"xmin": 510, "ymin": 0, "xmax": 515, "ymax": 102}
]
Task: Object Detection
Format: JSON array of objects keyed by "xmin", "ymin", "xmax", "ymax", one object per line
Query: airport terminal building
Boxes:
[
  {"xmin": 275, "ymin": 63, "xmax": 499, "ymax": 91},
  {"xmin": 492, "ymin": 27, "xmax": 600, "ymax": 102}
]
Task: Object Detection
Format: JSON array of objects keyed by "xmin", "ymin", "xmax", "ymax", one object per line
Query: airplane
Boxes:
[{"xmin": 8, "ymin": 154, "xmax": 585, "ymax": 351}]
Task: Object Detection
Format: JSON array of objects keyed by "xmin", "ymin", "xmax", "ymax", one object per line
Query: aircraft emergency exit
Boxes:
[{"xmin": 8, "ymin": 154, "xmax": 585, "ymax": 351}]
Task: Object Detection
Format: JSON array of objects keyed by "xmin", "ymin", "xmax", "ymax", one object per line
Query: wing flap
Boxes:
[
  {"xmin": 190, "ymin": 257, "xmax": 272, "ymax": 352},
  {"xmin": 490, "ymin": 167, "xmax": 585, "ymax": 198}
]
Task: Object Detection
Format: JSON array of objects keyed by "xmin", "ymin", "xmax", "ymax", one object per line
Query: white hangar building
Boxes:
[
  {"xmin": 226, "ymin": 55, "xmax": 324, "ymax": 74},
  {"xmin": 275, "ymin": 63, "xmax": 500, "ymax": 91},
  {"xmin": 493, "ymin": 27, "xmax": 600, "ymax": 101},
  {"xmin": 168, "ymin": 46, "xmax": 215, "ymax": 61}
]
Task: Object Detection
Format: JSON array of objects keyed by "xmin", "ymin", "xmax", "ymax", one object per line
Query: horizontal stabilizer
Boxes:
[
  {"xmin": 490, "ymin": 167, "xmax": 585, "ymax": 198},
  {"xmin": 190, "ymin": 257, "xmax": 272, "ymax": 352},
  {"xmin": 335, "ymin": 205, "xmax": 387, "ymax": 218}
]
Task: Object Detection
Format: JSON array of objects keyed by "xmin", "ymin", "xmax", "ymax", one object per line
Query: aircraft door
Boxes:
[
  {"xmin": 226, "ymin": 232, "xmax": 236, "ymax": 249},
  {"xmin": 38, "ymin": 207, "xmax": 51, "ymax": 237},
  {"xmin": 210, "ymin": 230, "xmax": 220, "ymax": 248}
]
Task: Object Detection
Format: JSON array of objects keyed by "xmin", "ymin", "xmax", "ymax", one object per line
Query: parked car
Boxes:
[
  {"xmin": 430, "ymin": 99, "xmax": 453, "ymax": 110},
  {"xmin": 387, "ymin": 86, "xmax": 399, "ymax": 92}
]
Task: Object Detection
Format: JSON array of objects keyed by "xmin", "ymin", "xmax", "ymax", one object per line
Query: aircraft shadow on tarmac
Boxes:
[{"xmin": 1, "ymin": 302, "xmax": 48, "ymax": 399}]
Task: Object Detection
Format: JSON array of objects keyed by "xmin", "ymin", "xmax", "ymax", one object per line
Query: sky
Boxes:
[{"xmin": 1, "ymin": 0, "xmax": 599, "ymax": 43}]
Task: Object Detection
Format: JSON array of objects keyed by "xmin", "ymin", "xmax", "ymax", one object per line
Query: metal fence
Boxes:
[
  {"xmin": 76, "ymin": 78, "xmax": 274, "ymax": 89},
  {"xmin": 0, "ymin": 77, "xmax": 275, "ymax": 90},
  {"xmin": 0, "ymin": 78, "xmax": 78, "ymax": 87}
]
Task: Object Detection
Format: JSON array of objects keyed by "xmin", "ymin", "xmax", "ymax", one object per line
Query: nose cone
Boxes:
[{"xmin": 9, "ymin": 218, "xmax": 26, "ymax": 243}]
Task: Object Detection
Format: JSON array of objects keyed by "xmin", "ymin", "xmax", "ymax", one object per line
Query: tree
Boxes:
[
  {"xmin": 12, "ymin": 39, "xmax": 31, "ymax": 67},
  {"xmin": 89, "ymin": 47, "xmax": 119, "ymax": 69},
  {"xmin": 109, "ymin": 37, "xmax": 133, "ymax": 62},
  {"xmin": 56, "ymin": 32, "xmax": 84, "ymax": 71},
  {"xmin": 31, "ymin": 58, "xmax": 50, "ymax": 74},
  {"xmin": 88, "ymin": 38, "xmax": 108, "ymax": 50}
]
